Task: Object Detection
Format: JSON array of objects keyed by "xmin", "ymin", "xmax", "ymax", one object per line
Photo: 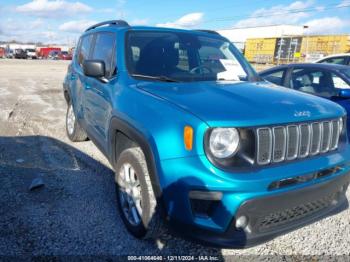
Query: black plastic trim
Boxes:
[
  {"xmin": 194, "ymin": 29, "xmax": 221, "ymax": 36},
  {"xmin": 85, "ymin": 20, "xmax": 129, "ymax": 32},
  {"xmin": 189, "ymin": 191, "xmax": 223, "ymax": 201},
  {"xmin": 108, "ymin": 117, "xmax": 162, "ymax": 197}
]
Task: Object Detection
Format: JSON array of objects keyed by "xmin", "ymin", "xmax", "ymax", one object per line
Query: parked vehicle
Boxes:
[
  {"xmin": 48, "ymin": 50, "xmax": 61, "ymax": 60},
  {"xmin": 63, "ymin": 20, "xmax": 350, "ymax": 248},
  {"xmin": 25, "ymin": 48, "xmax": 37, "ymax": 59},
  {"xmin": 59, "ymin": 51, "xmax": 72, "ymax": 60},
  {"xmin": 38, "ymin": 47, "xmax": 61, "ymax": 59},
  {"xmin": 14, "ymin": 49, "xmax": 27, "ymax": 59},
  {"xmin": 5, "ymin": 49, "xmax": 14, "ymax": 59},
  {"xmin": 315, "ymin": 53, "xmax": 350, "ymax": 66},
  {"xmin": 259, "ymin": 63, "xmax": 350, "ymax": 133},
  {"xmin": 47, "ymin": 50, "xmax": 72, "ymax": 60},
  {"xmin": 0, "ymin": 47, "xmax": 5, "ymax": 58}
]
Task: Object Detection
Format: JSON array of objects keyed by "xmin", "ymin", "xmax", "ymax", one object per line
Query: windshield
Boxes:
[{"xmin": 126, "ymin": 30, "xmax": 258, "ymax": 82}]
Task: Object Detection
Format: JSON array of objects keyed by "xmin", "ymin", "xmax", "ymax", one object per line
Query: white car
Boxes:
[
  {"xmin": 25, "ymin": 49, "xmax": 37, "ymax": 59},
  {"xmin": 314, "ymin": 53, "xmax": 350, "ymax": 66}
]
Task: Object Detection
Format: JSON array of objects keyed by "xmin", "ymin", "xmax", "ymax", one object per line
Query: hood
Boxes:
[{"xmin": 137, "ymin": 81, "xmax": 345, "ymax": 127}]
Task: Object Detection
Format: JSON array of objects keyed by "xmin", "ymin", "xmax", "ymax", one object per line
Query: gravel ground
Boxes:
[{"xmin": 0, "ymin": 59, "xmax": 349, "ymax": 259}]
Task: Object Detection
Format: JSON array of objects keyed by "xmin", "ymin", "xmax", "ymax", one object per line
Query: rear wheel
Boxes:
[
  {"xmin": 115, "ymin": 147, "xmax": 164, "ymax": 239},
  {"xmin": 65, "ymin": 101, "xmax": 87, "ymax": 142}
]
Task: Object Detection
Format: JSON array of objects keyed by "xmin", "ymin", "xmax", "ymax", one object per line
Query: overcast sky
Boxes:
[{"xmin": 0, "ymin": 0, "xmax": 349, "ymax": 44}]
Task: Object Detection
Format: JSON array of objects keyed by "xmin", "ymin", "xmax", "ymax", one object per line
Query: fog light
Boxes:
[
  {"xmin": 331, "ymin": 199, "xmax": 338, "ymax": 206},
  {"xmin": 235, "ymin": 216, "xmax": 248, "ymax": 229}
]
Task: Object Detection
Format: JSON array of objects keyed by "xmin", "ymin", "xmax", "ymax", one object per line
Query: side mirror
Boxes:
[
  {"xmin": 83, "ymin": 60, "xmax": 105, "ymax": 79},
  {"xmin": 339, "ymin": 89, "xmax": 350, "ymax": 99}
]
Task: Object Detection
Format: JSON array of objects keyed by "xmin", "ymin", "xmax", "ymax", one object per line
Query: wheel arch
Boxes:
[
  {"xmin": 63, "ymin": 87, "xmax": 70, "ymax": 104},
  {"xmin": 109, "ymin": 117, "xmax": 162, "ymax": 198}
]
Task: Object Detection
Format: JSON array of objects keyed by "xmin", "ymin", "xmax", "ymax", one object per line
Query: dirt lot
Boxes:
[{"xmin": 0, "ymin": 59, "xmax": 349, "ymax": 259}]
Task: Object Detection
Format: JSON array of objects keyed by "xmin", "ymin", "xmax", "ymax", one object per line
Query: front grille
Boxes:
[
  {"xmin": 256, "ymin": 118, "xmax": 342, "ymax": 165},
  {"xmin": 258, "ymin": 193, "xmax": 336, "ymax": 232}
]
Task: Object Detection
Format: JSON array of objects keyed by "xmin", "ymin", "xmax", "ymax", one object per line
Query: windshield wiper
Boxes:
[{"xmin": 131, "ymin": 74, "xmax": 179, "ymax": 82}]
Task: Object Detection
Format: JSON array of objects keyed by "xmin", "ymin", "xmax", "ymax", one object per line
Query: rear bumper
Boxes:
[{"xmin": 168, "ymin": 172, "xmax": 350, "ymax": 248}]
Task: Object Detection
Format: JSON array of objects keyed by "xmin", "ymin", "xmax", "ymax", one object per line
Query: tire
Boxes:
[
  {"xmin": 115, "ymin": 147, "xmax": 164, "ymax": 239},
  {"xmin": 65, "ymin": 101, "xmax": 88, "ymax": 142}
]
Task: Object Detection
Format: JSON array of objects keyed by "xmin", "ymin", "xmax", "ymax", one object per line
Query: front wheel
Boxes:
[
  {"xmin": 115, "ymin": 147, "xmax": 165, "ymax": 239},
  {"xmin": 65, "ymin": 101, "xmax": 87, "ymax": 142}
]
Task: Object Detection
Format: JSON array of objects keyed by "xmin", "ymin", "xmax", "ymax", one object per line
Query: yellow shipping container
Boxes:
[
  {"xmin": 245, "ymin": 38, "xmax": 276, "ymax": 64},
  {"xmin": 300, "ymin": 34, "xmax": 350, "ymax": 57},
  {"xmin": 245, "ymin": 34, "xmax": 349, "ymax": 64}
]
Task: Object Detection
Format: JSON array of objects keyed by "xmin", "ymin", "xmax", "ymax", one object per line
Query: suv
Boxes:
[
  {"xmin": 25, "ymin": 48, "xmax": 37, "ymax": 59},
  {"xmin": 14, "ymin": 49, "xmax": 27, "ymax": 59},
  {"xmin": 63, "ymin": 20, "xmax": 350, "ymax": 247},
  {"xmin": 60, "ymin": 51, "xmax": 72, "ymax": 60}
]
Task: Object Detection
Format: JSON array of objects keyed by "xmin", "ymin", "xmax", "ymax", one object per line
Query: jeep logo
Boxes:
[{"xmin": 294, "ymin": 111, "xmax": 311, "ymax": 117}]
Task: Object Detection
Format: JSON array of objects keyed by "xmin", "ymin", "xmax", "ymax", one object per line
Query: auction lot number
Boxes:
[{"xmin": 128, "ymin": 255, "xmax": 219, "ymax": 261}]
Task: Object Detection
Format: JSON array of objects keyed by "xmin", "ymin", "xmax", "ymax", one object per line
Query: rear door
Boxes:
[
  {"xmin": 288, "ymin": 67, "xmax": 338, "ymax": 98},
  {"xmin": 83, "ymin": 31, "xmax": 117, "ymax": 150}
]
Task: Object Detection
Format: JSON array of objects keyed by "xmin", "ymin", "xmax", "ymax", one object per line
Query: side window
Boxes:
[
  {"xmin": 331, "ymin": 73, "xmax": 350, "ymax": 89},
  {"xmin": 91, "ymin": 32, "xmax": 116, "ymax": 78},
  {"xmin": 262, "ymin": 70, "xmax": 285, "ymax": 86},
  {"xmin": 291, "ymin": 69, "xmax": 336, "ymax": 98},
  {"xmin": 320, "ymin": 57, "xmax": 347, "ymax": 65},
  {"xmin": 78, "ymin": 34, "xmax": 93, "ymax": 67}
]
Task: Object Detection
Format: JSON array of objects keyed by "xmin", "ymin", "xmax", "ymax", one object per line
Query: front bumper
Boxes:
[
  {"xmin": 159, "ymin": 148, "xmax": 350, "ymax": 247},
  {"xmin": 169, "ymin": 171, "xmax": 350, "ymax": 248}
]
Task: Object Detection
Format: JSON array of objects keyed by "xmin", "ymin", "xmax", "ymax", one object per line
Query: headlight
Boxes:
[{"xmin": 209, "ymin": 128, "xmax": 240, "ymax": 158}]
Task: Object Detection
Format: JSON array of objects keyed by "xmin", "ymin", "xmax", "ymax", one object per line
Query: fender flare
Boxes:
[
  {"xmin": 63, "ymin": 85, "xmax": 70, "ymax": 104},
  {"xmin": 108, "ymin": 117, "xmax": 162, "ymax": 198}
]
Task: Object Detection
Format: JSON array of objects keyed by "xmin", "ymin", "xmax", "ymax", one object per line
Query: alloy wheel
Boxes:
[
  {"xmin": 67, "ymin": 104, "xmax": 75, "ymax": 135},
  {"xmin": 118, "ymin": 163, "xmax": 142, "ymax": 226}
]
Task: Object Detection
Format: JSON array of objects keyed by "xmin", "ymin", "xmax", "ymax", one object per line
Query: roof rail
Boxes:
[
  {"xmin": 85, "ymin": 20, "xmax": 129, "ymax": 32},
  {"xmin": 194, "ymin": 29, "xmax": 221, "ymax": 35}
]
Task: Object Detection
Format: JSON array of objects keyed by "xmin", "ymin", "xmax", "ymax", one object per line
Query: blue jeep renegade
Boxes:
[{"xmin": 63, "ymin": 20, "xmax": 350, "ymax": 247}]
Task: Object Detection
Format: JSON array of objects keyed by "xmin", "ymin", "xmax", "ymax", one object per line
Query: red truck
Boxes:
[
  {"xmin": 38, "ymin": 47, "xmax": 61, "ymax": 59},
  {"xmin": 0, "ymin": 48, "xmax": 5, "ymax": 58}
]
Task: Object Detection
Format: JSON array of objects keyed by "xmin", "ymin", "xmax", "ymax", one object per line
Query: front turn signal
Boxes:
[{"xmin": 184, "ymin": 126, "xmax": 193, "ymax": 151}]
